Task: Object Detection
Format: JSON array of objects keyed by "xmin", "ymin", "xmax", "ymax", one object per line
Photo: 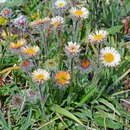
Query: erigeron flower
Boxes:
[
  {"xmin": 54, "ymin": 0, "xmax": 67, "ymax": 9},
  {"xmin": 0, "ymin": 8, "xmax": 12, "ymax": 18},
  {"xmin": 11, "ymin": 95, "xmax": 23, "ymax": 106},
  {"xmin": 70, "ymin": 7, "xmax": 89, "ymax": 19},
  {"xmin": 100, "ymin": 47, "xmax": 121, "ymax": 67},
  {"xmin": 88, "ymin": 30, "xmax": 108, "ymax": 44},
  {"xmin": 21, "ymin": 45, "xmax": 40, "ymax": 57},
  {"xmin": 44, "ymin": 59, "xmax": 58, "ymax": 71},
  {"xmin": 55, "ymin": 71, "xmax": 71, "ymax": 86},
  {"xmin": 9, "ymin": 39, "xmax": 26, "ymax": 51},
  {"xmin": 51, "ymin": 16, "xmax": 64, "ymax": 29},
  {"xmin": 65, "ymin": 41, "xmax": 80, "ymax": 57},
  {"xmin": 78, "ymin": 59, "xmax": 93, "ymax": 73},
  {"xmin": 32, "ymin": 69, "xmax": 50, "ymax": 83},
  {"xmin": 30, "ymin": 17, "xmax": 50, "ymax": 29}
]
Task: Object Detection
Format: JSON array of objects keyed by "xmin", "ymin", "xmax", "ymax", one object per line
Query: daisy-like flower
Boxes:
[
  {"xmin": 100, "ymin": 47, "xmax": 121, "ymax": 67},
  {"xmin": 32, "ymin": 69, "xmax": 50, "ymax": 83},
  {"xmin": 78, "ymin": 59, "xmax": 93, "ymax": 73},
  {"xmin": 9, "ymin": 39, "xmax": 26, "ymax": 51},
  {"xmin": 11, "ymin": 95, "xmax": 23, "ymax": 106},
  {"xmin": 51, "ymin": 16, "xmax": 64, "ymax": 29},
  {"xmin": 70, "ymin": 7, "xmax": 89, "ymax": 19},
  {"xmin": 54, "ymin": 0, "xmax": 67, "ymax": 10},
  {"xmin": 55, "ymin": 71, "xmax": 71, "ymax": 86},
  {"xmin": 30, "ymin": 17, "xmax": 50, "ymax": 29},
  {"xmin": 21, "ymin": 45, "xmax": 40, "ymax": 57},
  {"xmin": 65, "ymin": 41, "xmax": 80, "ymax": 57},
  {"xmin": 45, "ymin": 59, "xmax": 58, "ymax": 71},
  {"xmin": 0, "ymin": 8, "xmax": 12, "ymax": 18},
  {"xmin": 88, "ymin": 30, "xmax": 108, "ymax": 44}
]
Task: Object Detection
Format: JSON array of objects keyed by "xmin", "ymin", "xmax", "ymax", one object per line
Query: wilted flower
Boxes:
[
  {"xmin": 51, "ymin": 16, "xmax": 64, "ymax": 29},
  {"xmin": 30, "ymin": 17, "xmax": 50, "ymax": 29},
  {"xmin": 0, "ymin": 8, "xmax": 12, "ymax": 18},
  {"xmin": 70, "ymin": 7, "xmax": 89, "ymax": 19},
  {"xmin": 55, "ymin": 71, "xmax": 71, "ymax": 86},
  {"xmin": 100, "ymin": 47, "xmax": 121, "ymax": 67},
  {"xmin": 44, "ymin": 59, "xmax": 58, "ymax": 71},
  {"xmin": 9, "ymin": 39, "xmax": 26, "ymax": 51},
  {"xmin": 32, "ymin": 69, "xmax": 50, "ymax": 83},
  {"xmin": 11, "ymin": 95, "xmax": 23, "ymax": 106},
  {"xmin": 88, "ymin": 30, "xmax": 108, "ymax": 44},
  {"xmin": 21, "ymin": 45, "xmax": 40, "ymax": 57},
  {"xmin": 26, "ymin": 89, "xmax": 39, "ymax": 103},
  {"xmin": 65, "ymin": 41, "xmax": 80, "ymax": 57},
  {"xmin": 13, "ymin": 15, "xmax": 27, "ymax": 30},
  {"xmin": 20, "ymin": 60, "xmax": 33, "ymax": 72}
]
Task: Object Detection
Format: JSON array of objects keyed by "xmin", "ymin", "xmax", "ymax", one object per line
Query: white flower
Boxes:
[
  {"xmin": 100, "ymin": 47, "xmax": 121, "ymax": 67},
  {"xmin": 51, "ymin": 16, "xmax": 64, "ymax": 28},
  {"xmin": 70, "ymin": 7, "xmax": 89, "ymax": 19},
  {"xmin": 21, "ymin": 45, "xmax": 40, "ymax": 57},
  {"xmin": 88, "ymin": 30, "xmax": 108, "ymax": 43},
  {"xmin": 32, "ymin": 69, "xmax": 50, "ymax": 83},
  {"xmin": 55, "ymin": 0, "xmax": 67, "ymax": 9},
  {"xmin": 65, "ymin": 41, "xmax": 80, "ymax": 57},
  {"xmin": 0, "ymin": 0, "xmax": 7, "ymax": 3}
]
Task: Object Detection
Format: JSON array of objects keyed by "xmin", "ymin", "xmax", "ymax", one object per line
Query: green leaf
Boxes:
[
  {"xmin": 107, "ymin": 25, "xmax": 123, "ymax": 35},
  {"xmin": 80, "ymin": 86, "xmax": 97, "ymax": 105},
  {"xmin": 94, "ymin": 116, "xmax": 122, "ymax": 129},
  {"xmin": 50, "ymin": 105, "xmax": 83, "ymax": 126},
  {"xmin": 0, "ymin": 110, "xmax": 10, "ymax": 130},
  {"xmin": 20, "ymin": 108, "xmax": 32, "ymax": 130},
  {"xmin": 98, "ymin": 98, "xmax": 120, "ymax": 115}
]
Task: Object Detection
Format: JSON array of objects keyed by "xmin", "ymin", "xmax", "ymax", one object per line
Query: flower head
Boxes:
[
  {"xmin": 20, "ymin": 60, "xmax": 33, "ymax": 72},
  {"xmin": 11, "ymin": 95, "xmax": 23, "ymax": 106},
  {"xmin": 21, "ymin": 45, "xmax": 40, "ymax": 57},
  {"xmin": 100, "ymin": 47, "xmax": 121, "ymax": 67},
  {"xmin": 88, "ymin": 30, "xmax": 108, "ymax": 44},
  {"xmin": 70, "ymin": 7, "xmax": 89, "ymax": 19},
  {"xmin": 55, "ymin": 71, "xmax": 71, "ymax": 86},
  {"xmin": 32, "ymin": 69, "xmax": 50, "ymax": 83},
  {"xmin": 54, "ymin": 0, "xmax": 67, "ymax": 10},
  {"xmin": 30, "ymin": 17, "xmax": 50, "ymax": 29},
  {"xmin": 51, "ymin": 16, "xmax": 64, "ymax": 29},
  {"xmin": 13, "ymin": 15, "xmax": 27, "ymax": 29},
  {"xmin": 0, "ymin": 8, "xmax": 12, "ymax": 18},
  {"xmin": 9, "ymin": 39, "xmax": 26, "ymax": 51},
  {"xmin": 45, "ymin": 59, "xmax": 58, "ymax": 71},
  {"xmin": 65, "ymin": 41, "xmax": 80, "ymax": 57},
  {"xmin": 78, "ymin": 59, "xmax": 93, "ymax": 73}
]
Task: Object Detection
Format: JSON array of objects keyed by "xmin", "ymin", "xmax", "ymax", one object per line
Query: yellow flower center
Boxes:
[
  {"xmin": 81, "ymin": 60, "xmax": 90, "ymax": 69},
  {"xmin": 10, "ymin": 43, "xmax": 24, "ymax": 49},
  {"xmin": 104, "ymin": 53, "xmax": 114, "ymax": 63},
  {"xmin": 24, "ymin": 49, "xmax": 36, "ymax": 55},
  {"xmin": 53, "ymin": 21, "xmax": 60, "ymax": 27},
  {"xmin": 74, "ymin": 10, "xmax": 83, "ymax": 16},
  {"xmin": 36, "ymin": 74, "xmax": 45, "ymax": 80},
  {"xmin": 57, "ymin": 3, "xmax": 65, "ymax": 7},
  {"xmin": 48, "ymin": 61, "xmax": 55, "ymax": 67},
  {"xmin": 69, "ymin": 46, "xmax": 77, "ymax": 53},
  {"xmin": 93, "ymin": 34, "xmax": 104, "ymax": 41}
]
